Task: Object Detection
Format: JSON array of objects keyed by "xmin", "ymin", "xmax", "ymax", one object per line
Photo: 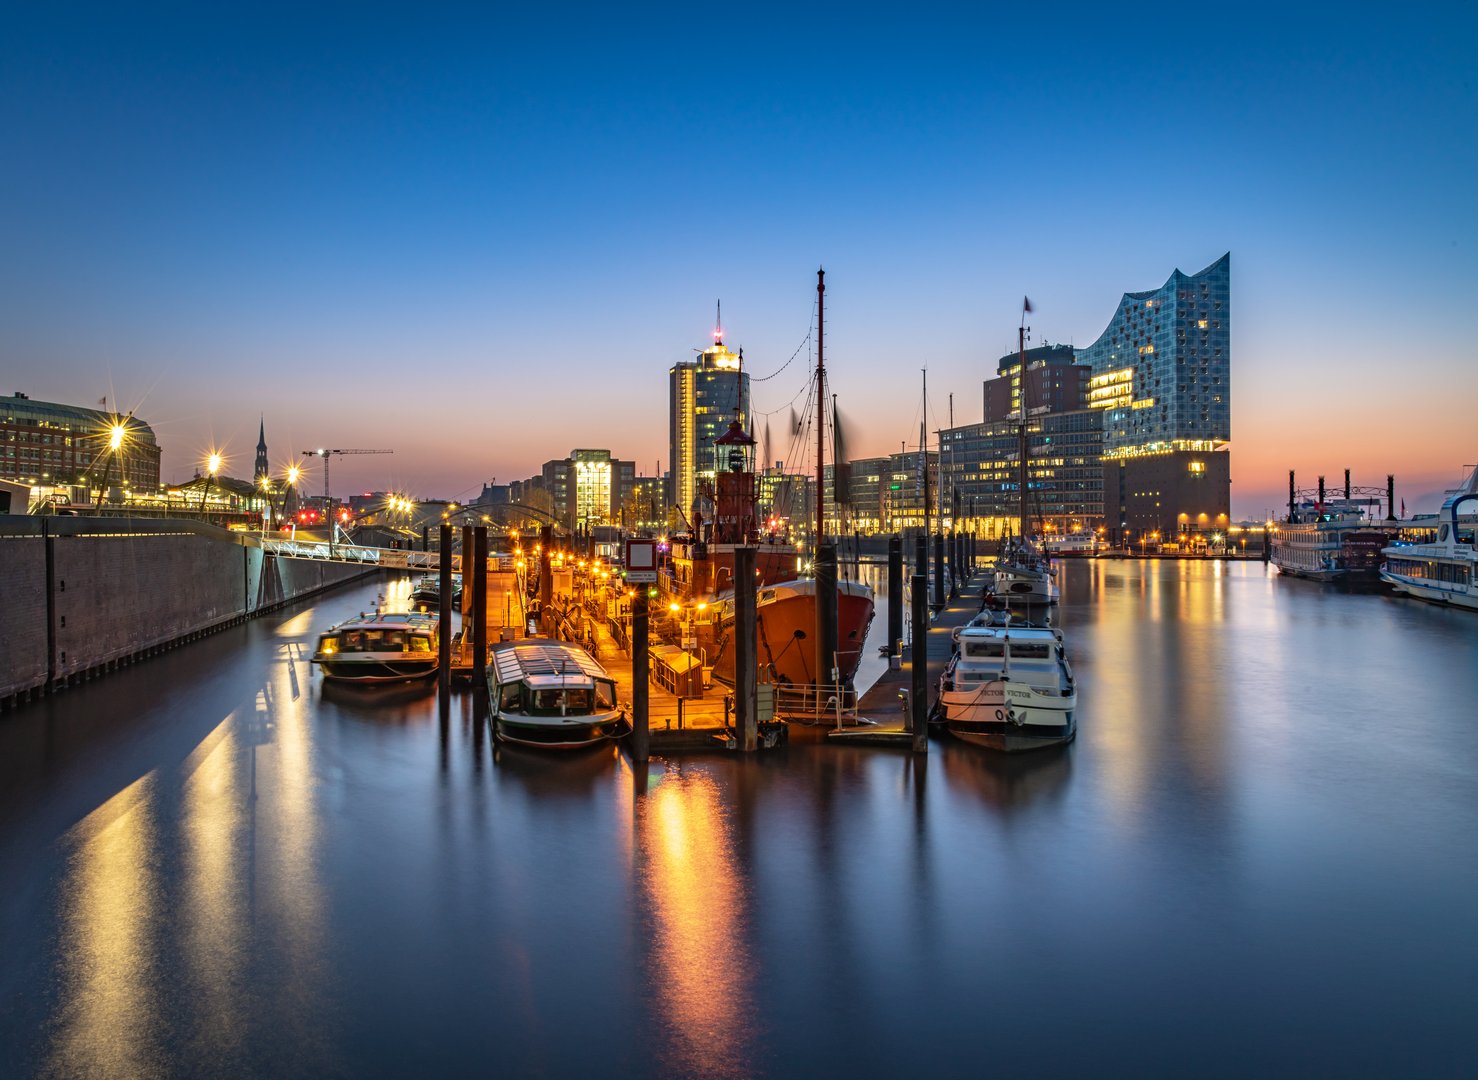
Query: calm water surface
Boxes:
[{"xmin": 2, "ymin": 562, "xmax": 1476, "ymax": 1077}]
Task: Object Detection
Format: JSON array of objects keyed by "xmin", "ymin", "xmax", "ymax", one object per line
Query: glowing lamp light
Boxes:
[
  {"xmin": 207, "ymin": 453, "xmax": 222, "ymax": 475},
  {"xmin": 108, "ymin": 424, "xmax": 126, "ymax": 451}
]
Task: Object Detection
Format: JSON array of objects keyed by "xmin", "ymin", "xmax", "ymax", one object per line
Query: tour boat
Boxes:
[
  {"xmin": 1380, "ymin": 464, "xmax": 1478, "ymax": 610},
  {"xmin": 936, "ymin": 609, "xmax": 1076, "ymax": 752},
  {"xmin": 1271, "ymin": 491, "xmax": 1393, "ymax": 586},
  {"xmin": 311, "ymin": 611, "xmax": 440, "ymax": 682},
  {"xmin": 488, "ymin": 640, "xmax": 630, "ymax": 749}
]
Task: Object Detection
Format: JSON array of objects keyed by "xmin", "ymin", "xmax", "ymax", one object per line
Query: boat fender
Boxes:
[{"xmin": 1007, "ymin": 709, "xmax": 1024, "ymax": 727}]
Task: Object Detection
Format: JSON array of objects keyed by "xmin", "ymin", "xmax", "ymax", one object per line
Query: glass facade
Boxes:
[
  {"xmin": 1074, "ymin": 254, "xmax": 1230, "ymax": 459},
  {"xmin": 945, "ymin": 412, "xmax": 1103, "ymax": 537},
  {"xmin": 668, "ymin": 340, "xmax": 749, "ymax": 522}
]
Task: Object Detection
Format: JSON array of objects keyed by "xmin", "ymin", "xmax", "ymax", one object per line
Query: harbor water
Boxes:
[{"xmin": 2, "ymin": 560, "xmax": 1476, "ymax": 1076}]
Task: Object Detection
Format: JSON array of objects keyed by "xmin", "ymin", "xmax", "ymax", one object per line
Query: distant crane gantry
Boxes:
[{"xmin": 301, "ymin": 448, "xmax": 393, "ymax": 501}]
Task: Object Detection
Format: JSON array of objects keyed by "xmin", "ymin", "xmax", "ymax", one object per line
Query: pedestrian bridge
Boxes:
[{"xmin": 261, "ymin": 537, "xmax": 494, "ymax": 573}]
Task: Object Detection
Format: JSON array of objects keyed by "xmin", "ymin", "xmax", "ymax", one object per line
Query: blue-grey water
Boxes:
[{"xmin": 2, "ymin": 561, "xmax": 1476, "ymax": 1077}]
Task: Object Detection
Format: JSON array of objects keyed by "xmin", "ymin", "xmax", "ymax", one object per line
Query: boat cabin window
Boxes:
[
  {"xmin": 382, "ymin": 630, "xmax": 404, "ymax": 649},
  {"xmin": 1009, "ymin": 643, "xmax": 1051, "ymax": 659},
  {"xmin": 596, "ymin": 679, "xmax": 616, "ymax": 710},
  {"xmin": 341, "ymin": 630, "xmax": 386, "ymax": 652},
  {"xmin": 531, "ymin": 688, "xmax": 593, "ymax": 715},
  {"xmin": 408, "ymin": 635, "xmax": 431, "ymax": 653},
  {"xmin": 964, "ymin": 641, "xmax": 1006, "ymax": 658},
  {"xmin": 499, "ymin": 684, "xmax": 523, "ymax": 712}
]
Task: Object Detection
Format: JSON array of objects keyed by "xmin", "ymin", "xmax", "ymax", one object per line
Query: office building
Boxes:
[
  {"xmin": 669, "ymin": 323, "xmax": 749, "ymax": 526},
  {"xmin": 945, "ymin": 342, "xmax": 1104, "ymax": 537},
  {"xmin": 1, "ymin": 391, "xmax": 162, "ymax": 494}
]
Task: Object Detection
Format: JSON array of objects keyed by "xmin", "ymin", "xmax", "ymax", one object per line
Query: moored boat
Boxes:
[
  {"xmin": 409, "ymin": 573, "xmax": 461, "ymax": 612},
  {"xmin": 707, "ymin": 576, "xmax": 876, "ymax": 688},
  {"xmin": 1271, "ymin": 480, "xmax": 1392, "ymax": 586},
  {"xmin": 1380, "ymin": 464, "xmax": 1478, "ymax": 610},
  {"xmin": 311, "ymin": 611, "xmax": 440, "ymax": 682},
  {"xmin": 488, "ymin": 640, "xmax": 629, "ymax": 749},
  {"xmin": 937, "ymin": 609, "xmax": 1076, "ymax": 752}
]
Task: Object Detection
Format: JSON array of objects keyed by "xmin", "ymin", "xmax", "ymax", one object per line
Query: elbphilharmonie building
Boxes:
[{"xmin": 1075, "ymin": 254, "xmax": 1231, "ymax": 542}]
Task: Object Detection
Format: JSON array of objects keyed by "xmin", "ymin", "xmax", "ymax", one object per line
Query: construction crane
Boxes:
[{"xmin": 300, "ymin": 448, "xmax": 393, "ymax": 502}]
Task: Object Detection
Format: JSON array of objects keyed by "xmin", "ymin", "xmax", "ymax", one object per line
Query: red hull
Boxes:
[{"xmin": 707, "ymin": 579, "xmax": 875, "ymax": 688}]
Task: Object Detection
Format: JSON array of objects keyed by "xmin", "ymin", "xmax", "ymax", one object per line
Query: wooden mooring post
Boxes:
[
  {"xmin": 472, "ymin": 525, "xmax": 488, "ymax": 690},
  {"xmin": 887, "ymin": 535, "xmax": 902, "ymax": 659},
  {"xmin": 438, "ymin": 523, "xmax": 453, "ymax": 686},
  {"xmin": 911, "ymin": 573, "xmax": 928, "ymax": 753},
  {"xmin": 734, "ymin": 545, "xmax": 757, "ymax": 752},
  {"xmin": 631, "ymin": 590, "xmax": 650, "ymax": 764}
]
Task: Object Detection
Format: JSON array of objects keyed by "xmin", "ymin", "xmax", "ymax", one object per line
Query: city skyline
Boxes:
[{"xmin": 4, "ymin": 6, "xmax": 1475, "ymax": 517}]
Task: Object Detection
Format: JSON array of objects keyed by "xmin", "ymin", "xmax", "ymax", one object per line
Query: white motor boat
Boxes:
[{"xmin": 937, "ymin": 609, "xmax": 1075, "ymax": 752}]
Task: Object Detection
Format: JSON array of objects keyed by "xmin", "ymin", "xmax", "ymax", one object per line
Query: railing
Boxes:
[
  {"xmin": 260, "ymin": 537, "xmax": 467, "ymax": 572},
  {"xmin": 771, "ymin": 682, "xmax": 859, "ymax": 724}
]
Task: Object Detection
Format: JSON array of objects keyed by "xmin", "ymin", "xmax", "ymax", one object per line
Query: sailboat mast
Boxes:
[
  {"xmin": 1018, "ymin": 321, "xmax": 1029, "ymax": 541},
  {"xmin": 921, "ymin": 368, "xmax": 931, "ymax": 541},
  {"xmin": 816, "ymin": 268, "xmax": 825, "ymax": 549}
]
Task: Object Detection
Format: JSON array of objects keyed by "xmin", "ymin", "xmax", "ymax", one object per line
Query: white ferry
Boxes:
[
  {"xmin": 311, "ymin": 611, "xmax": 440, "ymax": 682},
  {"xmin": 936, "ymin": 610, "xmax": 1076, "ymax": 753},
  {"xmin": 488, "ymin": 640, "xmax": 629, "ymax": 749},
  {"xmin": 1380, "ymin": 465, "xmax": 1478, "ymax": 610}
]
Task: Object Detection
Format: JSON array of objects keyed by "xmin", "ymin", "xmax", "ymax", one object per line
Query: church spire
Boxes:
[{"xmin": 254, "ymin": 416, "xmax": 269, "ymax": 482}]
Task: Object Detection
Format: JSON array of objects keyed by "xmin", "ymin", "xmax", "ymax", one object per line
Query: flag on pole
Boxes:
[
  {"xmin": 1023, "ymin": 297, "xmax": 1033, "ymax": 314},
  {"xmin": 1401, "ymin": 498, "xmax": 1406, "ymax": 518},
  {"xmin": 98, "ymin": 397, "xmax": 107, "ymax": 407}
]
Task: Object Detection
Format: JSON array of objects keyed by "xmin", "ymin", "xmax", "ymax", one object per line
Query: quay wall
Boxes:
[{"xmin": 0, "ymin": 516, "xmax": 374, "ymax": 707}]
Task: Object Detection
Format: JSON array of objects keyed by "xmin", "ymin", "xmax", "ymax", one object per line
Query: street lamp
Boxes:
[
  {"xmin": 94, "ymin": 416, "xmax": 131, "ymax": 511},
  {"xmin": 199, "ymin": 451, "xmax": 223, "ymax": 511}
]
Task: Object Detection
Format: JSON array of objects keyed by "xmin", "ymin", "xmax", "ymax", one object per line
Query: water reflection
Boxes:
[
  {"xmin": 43, "ymin": 617, "xmax": 330, "ymax": 1076},
  {"xmin": 933, "ymin": 736, "xmax": 1073, "ymax": 813},
  {"xmin": 633, "ymin": 763, "xmax": 757, "ymax": 1079},
  {"xmin": 181, "ymin": 717, "xmax": 248, "ymax": 1065},
  {"xmin": 46, "ymin": 775, "xmax": 164, "ymax": 1079}
]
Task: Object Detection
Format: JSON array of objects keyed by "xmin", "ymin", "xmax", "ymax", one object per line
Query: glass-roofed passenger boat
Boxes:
[
  {"xmin": 488, "ymin": 640, "xmax": 629, "ymax": 750},
  {"xmin": 310, "ymin": 611, "xmax": 440, "ymax": 683}
]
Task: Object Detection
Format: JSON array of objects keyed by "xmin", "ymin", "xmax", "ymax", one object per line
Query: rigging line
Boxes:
[
  {"xmin": 751, "ymin": 376, "xmax": 812, "ymax": 418},
  {"xmin": 748, "ymin": 306, "xmax": 816, "ymax": 383}
]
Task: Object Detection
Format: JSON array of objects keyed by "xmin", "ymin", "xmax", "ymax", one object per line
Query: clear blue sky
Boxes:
[{"xmin": 4, "ymin": 3, "xmax": 1475, "ymax": 516}]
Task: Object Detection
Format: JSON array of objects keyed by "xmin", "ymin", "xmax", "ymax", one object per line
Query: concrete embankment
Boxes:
[{"xmin": 0, "ymin": 515, "xmax": 375, "ymax": 708}]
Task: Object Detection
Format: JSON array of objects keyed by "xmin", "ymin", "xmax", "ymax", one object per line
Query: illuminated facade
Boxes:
[
  {"xmin": 668, "ymin": 334, "xmax": 749, "ymax": 526},
  {"xmin": 535, "ymin": 449, "xmax": 638, "ymax": 533},
  {"xmin": 1074, "ymin": 254, "xmax": 1231, "ymax": 541},
  {"xmin": 1, "ymin": 391, "xmax": 161, "ymax": 494}
]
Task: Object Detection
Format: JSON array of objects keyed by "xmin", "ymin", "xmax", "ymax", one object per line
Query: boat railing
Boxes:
[{"xmin": 771, "ymin": 682, "xmax": 858, "ymax": 723}]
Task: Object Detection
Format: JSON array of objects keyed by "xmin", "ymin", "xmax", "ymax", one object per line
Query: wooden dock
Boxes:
[
  {"xmin": 827, "ymin": 572, "xmax": 987, "ymax": 746},
  {"xmin": 450, "ymin": 568, "xmax": 992, "ymax": 755}
]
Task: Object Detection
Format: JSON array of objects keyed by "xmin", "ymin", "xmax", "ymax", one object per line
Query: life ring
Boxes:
[{"xmin": 994, "ymin": 708, "xmax": 1004, "ymax": 721}]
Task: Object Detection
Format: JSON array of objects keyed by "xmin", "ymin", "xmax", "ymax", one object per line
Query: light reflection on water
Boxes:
[
  {"xmin": 2, "ymin": 563, "xmax": 1476, "ymax": 1077},
  {"xmin": 635, "ymin": 764, "xmax": 756, "ymax": 1079}
]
